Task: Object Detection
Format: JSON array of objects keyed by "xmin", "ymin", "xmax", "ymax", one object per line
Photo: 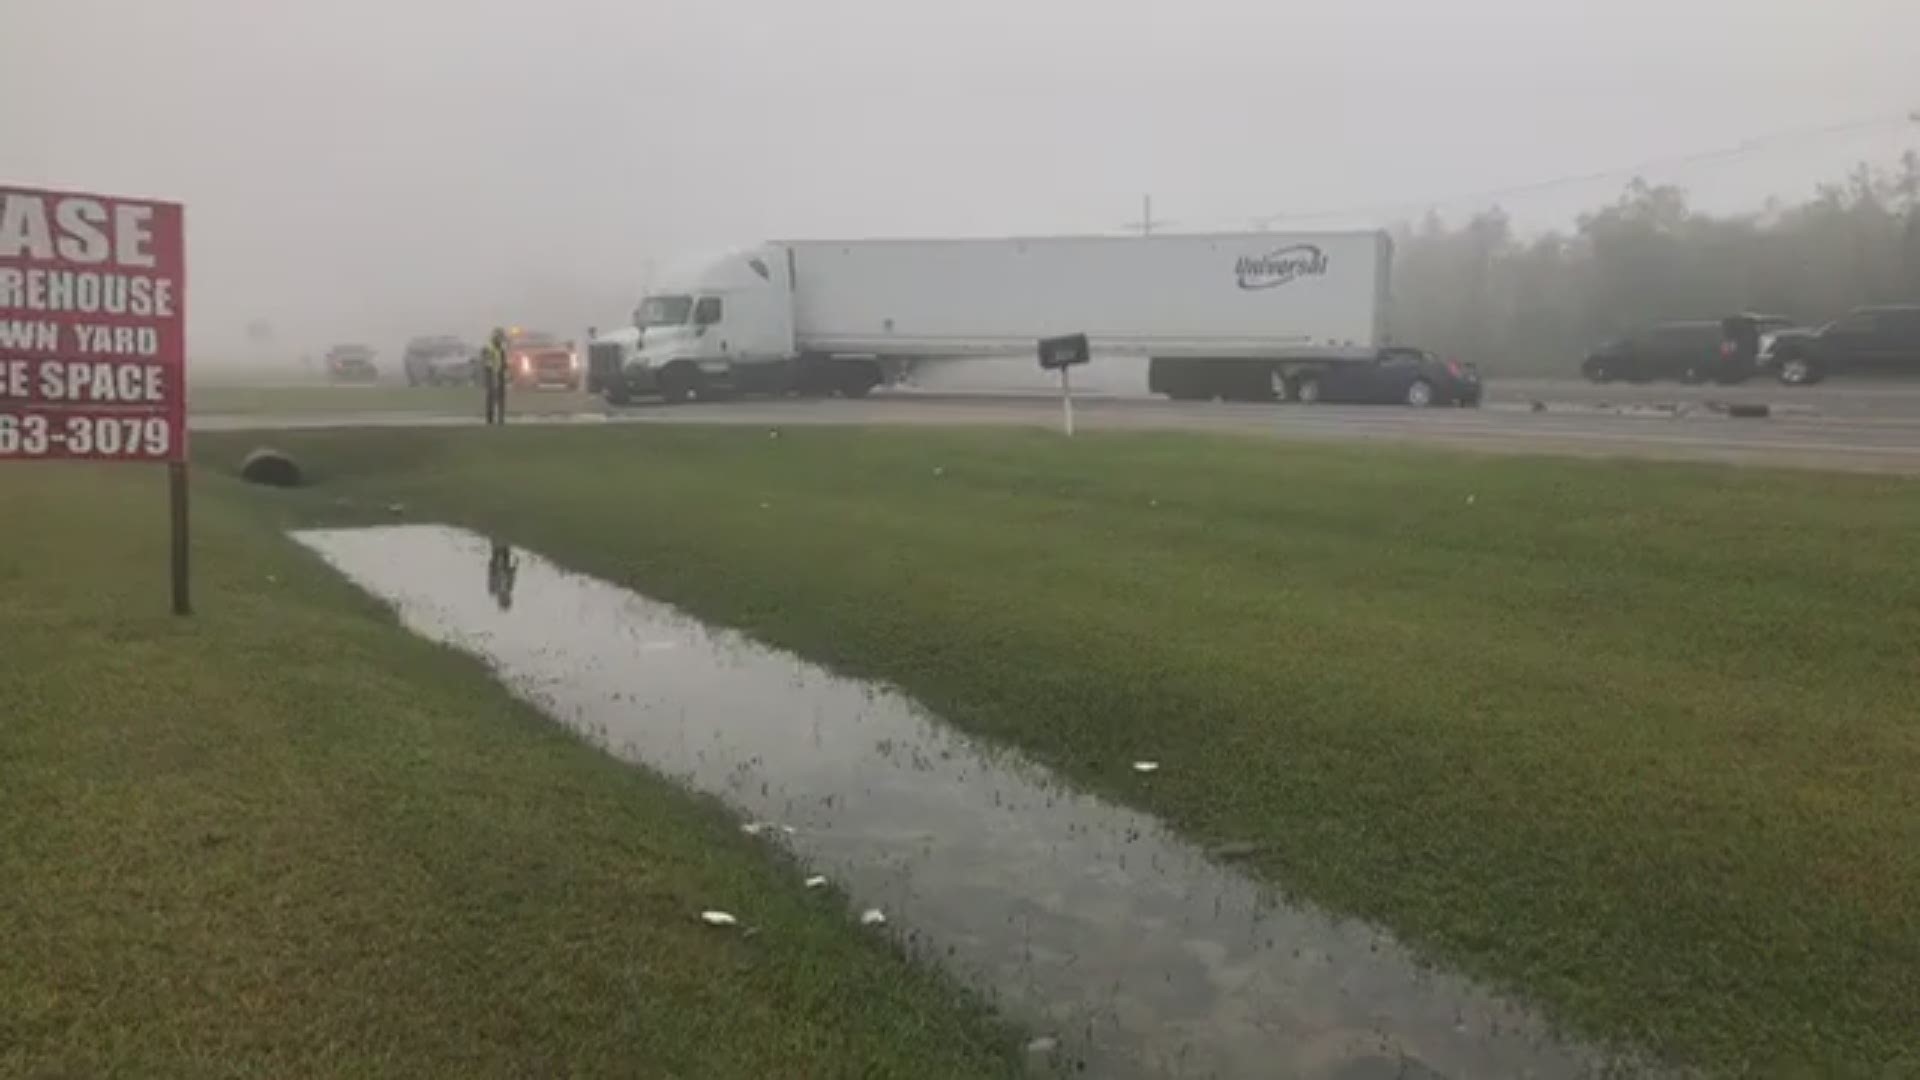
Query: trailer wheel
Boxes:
[
  {"xmin": 1295, "ymin": 376, "xmax": 1323, "ymax": 404},
  {"xmin": 1269, "ymin": 368, "xmax": 1293, "ymax": 403},
  {"xmin": 837, "ymin": 360, "xmax": 882, "ymax": 399}
]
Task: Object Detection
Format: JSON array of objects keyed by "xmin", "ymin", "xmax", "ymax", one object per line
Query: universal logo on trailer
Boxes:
[{"xmin": 1234, "ymin": 244, "xmax": 1329, "ymax": 290}]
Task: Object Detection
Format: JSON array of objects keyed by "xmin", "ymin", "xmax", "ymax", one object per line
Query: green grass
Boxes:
[
  {"xmin": 0, "ymin": 462, "xmax": 1019, "ymax": 1078},
  {"xmin": 199, "ymin": 423, "xmax": 1920, "ymax": 1075},
  {"xmin": 190, "ymin": 383, "xmax": 596, "ymax": 417}
]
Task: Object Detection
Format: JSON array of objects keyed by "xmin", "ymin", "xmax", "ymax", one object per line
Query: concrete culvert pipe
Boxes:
[{"xmin": 240, "ymin": 448, "xmax": 304, "ymax": 487}]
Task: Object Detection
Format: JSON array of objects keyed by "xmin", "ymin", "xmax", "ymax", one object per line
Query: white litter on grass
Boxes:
[
  {"xmin": 859, "ymin": 908, "xmax": 887, "ymax": 927},
  {"xmin": 804, "ymin": 875, "xmax": 829, "ymax": 889},
  {"xmin": 1025, "ymin": 1035, "xmax": 1060, "ymax": 1056},
  {"xmin": 1466, "ymin": 494, "xmax": 1478, "ymax": 505},
  {"xmin": 700, "ymin": 910, "xmax": 739, "ymax": 927},
  {"xmin": 1132, "ymin": 761, "xmax": 1160, "ymax": 774},
  {"xmin": 932, "ymin": 466, "xmax": 945, "ymax": 477},
  {"xmin": 741, "ymin": 821, "xmax": 797, "ymax": 838},
  {"xmin": 759, "ymin": 502, "xmax": 771, "ymax": 510}
]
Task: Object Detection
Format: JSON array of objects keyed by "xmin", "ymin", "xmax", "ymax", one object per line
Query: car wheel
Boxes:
[
  {"xmin": 1296, "ymin": 376, "xmax": 1322, "ymax": 405},
  {"xmin": 1405, "ymin": 379, "xmax": 1434, "ymax": 407},
  {"xmin": 1270, "ymin": 368, "xmax": 1292, "ymax": 403}
]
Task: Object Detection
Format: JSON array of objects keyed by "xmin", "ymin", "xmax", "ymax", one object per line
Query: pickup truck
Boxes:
[{"xmin": 1762, "ymin": 304, "xmax": 1920, "ymax": 385}]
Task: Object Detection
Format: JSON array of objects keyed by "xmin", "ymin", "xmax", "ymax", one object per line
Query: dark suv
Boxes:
[
  {"xmin": 1582, "ymin": 315, "xmax": 1794, "ymax": 385},
  {"xmin": 1761, "ymin": 305, "xmax": 1920, "ymax": 386}
]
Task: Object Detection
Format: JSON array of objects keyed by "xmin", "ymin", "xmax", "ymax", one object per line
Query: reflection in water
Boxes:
[
  {"xmin": 295, "ymin": 526, "xmax": 1646, "ymax": 1080},
  {"xmin": 486, "ymin": 541, "xmax": 519, "ymax": 611}
]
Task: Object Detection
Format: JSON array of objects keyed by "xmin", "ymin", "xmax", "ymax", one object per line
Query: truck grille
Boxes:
[{"xmin": 588, "ymin": 342, "xmax": 624, "ymax": 377}]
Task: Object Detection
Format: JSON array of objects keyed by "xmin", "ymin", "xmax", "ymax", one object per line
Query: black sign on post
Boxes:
[
  {"xmin": 1036, "ymin": 334, "xmax": 1090, "ymax": 437},
  {"xmin": 1037, "ymin": 333, "xmax": 1091, "ymax": 370}
]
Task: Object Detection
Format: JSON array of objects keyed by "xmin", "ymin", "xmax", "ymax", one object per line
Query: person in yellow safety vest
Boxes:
[{"xmin": 482, "ymin": 327, "xmax": 509, "ymax": 425}]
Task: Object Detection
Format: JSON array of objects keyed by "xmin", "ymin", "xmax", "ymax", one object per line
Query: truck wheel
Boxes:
[
  {"xmin": 1776, "ymin": 355, "xmax": 1822, "ymax": 386},
  {"xmin": 604, "ymin": 382, "xmax": 632, "ymax": 406},
  {"xmin": 1405, "ymin": 379, "xmax": 1434, "ymax": 407},
  {"xmin": 1296, "ymin": 376, "xmax": 1322, "ymax": 404},
  {"xmin": 659, "ymin": 364, "xmax": 701, "ymax": 404}
]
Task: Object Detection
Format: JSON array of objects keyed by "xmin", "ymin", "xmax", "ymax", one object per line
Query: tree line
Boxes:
[{"xmin": 1390, "ymin": 154, "xmax": 1920, "ymax": 372}]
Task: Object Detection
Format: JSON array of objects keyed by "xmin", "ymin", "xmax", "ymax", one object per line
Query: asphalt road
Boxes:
[{"xmin": 193, "ymin": 378, "xmax": 1920, "ymax": 474}]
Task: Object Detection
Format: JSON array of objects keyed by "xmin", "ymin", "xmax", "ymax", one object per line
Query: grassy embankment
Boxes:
[
  {"xmin": 204, "ymin": 423, "xmax": 1920, "ymax": 1075},
  {"xmin": 0, "ymin": 462, "xmax": 1018, "ymax": 1078}
]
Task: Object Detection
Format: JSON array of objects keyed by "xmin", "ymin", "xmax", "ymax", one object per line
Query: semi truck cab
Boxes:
[
  {"xmin": 625, "ymin": 248, "xmax": 800, "ymax": 402},
  {"xmin": 619, "ymin": 246, "xmax": 881, "ymax": 402}
]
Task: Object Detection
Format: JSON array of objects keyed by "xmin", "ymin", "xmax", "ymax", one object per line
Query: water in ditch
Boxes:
[{"xmin": 294, "ymin": 525, "xmax": 1640, "ymax": 1079}]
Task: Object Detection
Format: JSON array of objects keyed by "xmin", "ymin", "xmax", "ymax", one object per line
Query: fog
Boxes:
[{"xmin": 5, "ymin": 0, "xmax": 1917, "ymax": 372}]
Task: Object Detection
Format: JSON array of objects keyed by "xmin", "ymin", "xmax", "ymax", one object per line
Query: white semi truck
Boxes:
[{"xmin": 589, "ymin": 231, "xmax": 1394, "ymax": 405}]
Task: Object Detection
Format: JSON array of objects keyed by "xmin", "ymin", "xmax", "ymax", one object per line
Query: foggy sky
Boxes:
[{"xmin": 5, "ymin": 0, "xmax": 1917, "ymax": 367}]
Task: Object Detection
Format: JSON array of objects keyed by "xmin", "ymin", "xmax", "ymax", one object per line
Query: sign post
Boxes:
[
  {"xmin": 1037, "ymin": 333, "xmax": 1090, "ymax": 438},
  {"xmin": 1060, "ymin": 363, "xmax": 1075, "ymax": 437},
  {"xmin": 0, "ymin": 184, "xmax": 190, "ymax": 613}
]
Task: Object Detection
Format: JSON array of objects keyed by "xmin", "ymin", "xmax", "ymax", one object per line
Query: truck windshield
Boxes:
[{"xmin": 636, "ymin": 296, "xmax": 694, "ymax": 328}]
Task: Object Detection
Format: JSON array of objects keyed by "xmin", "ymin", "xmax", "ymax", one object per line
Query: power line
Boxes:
[{"xmin": 1242, "ymin": 109, "xmax": 1919, "ymax": 230}]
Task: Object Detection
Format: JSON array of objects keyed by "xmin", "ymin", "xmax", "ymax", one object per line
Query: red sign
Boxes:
[{"xmin": 0, "ymin": 185, "xmax": 186, "ymax": 462}]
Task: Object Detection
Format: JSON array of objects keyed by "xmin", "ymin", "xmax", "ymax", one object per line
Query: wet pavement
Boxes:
[{"xmin": 295, "ymin": 525, "xmax": 1645, "ymax": 1079}]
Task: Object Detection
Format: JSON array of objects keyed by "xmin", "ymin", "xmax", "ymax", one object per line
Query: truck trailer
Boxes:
[{"xmin": 593, "ymin": 231, "xmax": 1394, "ymax": 404}]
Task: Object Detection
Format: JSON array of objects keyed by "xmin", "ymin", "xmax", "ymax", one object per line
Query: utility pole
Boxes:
[{"xmin": 1122, "ymin": 194, "xmax": 1166, "ymax": 236}]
